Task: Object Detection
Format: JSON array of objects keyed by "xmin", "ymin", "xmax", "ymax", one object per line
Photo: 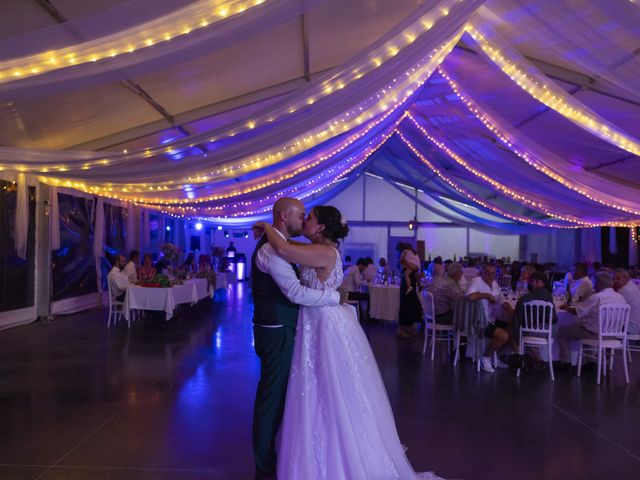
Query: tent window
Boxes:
[{"xmin": 0, "ymin": 181, "xmax": 35, "ymax": 312}]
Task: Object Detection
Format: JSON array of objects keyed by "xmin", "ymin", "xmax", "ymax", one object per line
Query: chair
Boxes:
[
  {"xmin": 517, "ymin": 301, "xmax": 555, "ymax": 381},
  {"xmin": 107, "ymin": 280, "xmax": 128, "ymax": 328},
  {"xmin": 498, "ymin": 275, "xmax": 512, "ymax": 290},
  {"xmin": 577, "ymin": 303, "xmax": 630, "ymax": 384},
  {"xmin": 422, "ymin": 291, "xmax": 454, "ymax": 360},
  {"xmin": 627, "ymin": 333, "xmax": 640, "ymax": 363},
  {"xmin": 451, "ymin": 296, "xmax": 496, "ymax": 369}
]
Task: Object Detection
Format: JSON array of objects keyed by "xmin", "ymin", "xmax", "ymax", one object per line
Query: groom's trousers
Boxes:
[{"xmin": 252, "ymin": 325, "xmax": 295, "ymax": 476}]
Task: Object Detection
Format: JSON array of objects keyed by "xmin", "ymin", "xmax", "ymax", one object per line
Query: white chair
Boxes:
[
  {"xmin": 451, "ymin": 296, "xmax": 495, "ymax": 368},
  {"xmin": 422, "ymin": 291, "xmax": 454, "ymax": 360},
  {"xmin": 107, "ymin": 281, "xmax": 128, "ymax": 328},
  {"xmin": 498, "ymin": 275, "xmax": 512, "ymax": 290},
  {"xmin": 627, "ymin": 333, "xmax": 640, "ymax": 363},
  {"xmin": 517, "ymin": 300, "xmax": 555, "ymax": 381},
  {"xmin": 577, "ymin": 303, "xmax": 630, "ymax": 384}
]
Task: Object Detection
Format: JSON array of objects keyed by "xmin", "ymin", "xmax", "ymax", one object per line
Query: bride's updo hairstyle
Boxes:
[{"xmin": 313, "ymin": 206, "xmax": 349, "ymax": 243}]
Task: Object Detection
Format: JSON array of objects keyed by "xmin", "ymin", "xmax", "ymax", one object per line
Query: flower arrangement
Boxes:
[
  {"xmin": 161, "ymin": 243, "xmax": 182, "ymax": 265},
  {"xmin": 151, "ymin": 273, "xmax": 171, "ymax": 288}
]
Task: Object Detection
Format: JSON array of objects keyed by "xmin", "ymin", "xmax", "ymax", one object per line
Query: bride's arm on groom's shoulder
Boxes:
[{"xmin": 254, "ymin": 222, "xmax": 334, "ymax": 269}]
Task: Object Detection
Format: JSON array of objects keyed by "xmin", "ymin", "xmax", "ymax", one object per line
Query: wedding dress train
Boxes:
[{"xmin": 277, "ymin": 252, "xmax": 444, "ymax": 479}]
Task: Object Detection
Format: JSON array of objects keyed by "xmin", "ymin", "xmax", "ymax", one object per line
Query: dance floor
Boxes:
[{"xmin": 1, "ymin": 284, "xmax": 639, "ymax": 479}]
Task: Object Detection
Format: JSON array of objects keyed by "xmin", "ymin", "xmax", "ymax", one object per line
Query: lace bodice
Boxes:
[{"xmin": 299, "ymin": 248, "xmax": 343, "ymax": 289}]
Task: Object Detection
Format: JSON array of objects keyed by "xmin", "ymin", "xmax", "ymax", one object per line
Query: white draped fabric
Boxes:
[
  {"xmin": 0, "ymin": 0, "xmax": 481, "ymax": 197},
  {"xmin": 339, "ymin": 225, "xmax": 388, "ymax": 264},
  {"xmin": 126, "ymin": 203, "xmax": 136, "ymax": 252},
  {"xmin": 141, "ymin": 209, "xmax": 151, "ymax": 253},
  {"xmin": 479, "ymin": 0, "xmax": 640, "ymax": 104},
  {"xmin": 49, "ymin": 186, "xmax": 60, "ymax": 251},
  {"xmin": 468, "ymin": 10, "xmax": 640, "ymax": 158},
  {"xmin": 14, "ymin": 173, "xmax": 28, "ymax": 260},
  {"xmin": 630, "ymin": 231, "xmax": 639, "ymax": 267},
  {"xmin": 0, "ymin": 0, "xmax": 316, "ymax": 102}
]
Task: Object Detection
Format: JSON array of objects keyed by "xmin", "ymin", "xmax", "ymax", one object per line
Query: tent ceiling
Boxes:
[{"xmin": 0, "ymin": 0, "xmax": 638, "ymax": 226}]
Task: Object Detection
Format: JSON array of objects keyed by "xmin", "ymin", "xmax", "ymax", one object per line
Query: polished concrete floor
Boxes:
[{"xmin": 1, "ymin": 285, "xmax": 639, "ymax": 480}]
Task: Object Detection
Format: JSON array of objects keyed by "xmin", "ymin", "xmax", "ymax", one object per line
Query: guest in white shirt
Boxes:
[
  {"xmin": 466, "ymin": 264, "xmax": 514, "ymax": 373},
  {"xmin": 362, "ymin": 257, "xmax": 378, "ymax": 283},
  {"xmin": 379, "ymin": 257, "xmax": 393, "ymax": 282},
  {"xmin": 613, "ymin": 268, "xmax": 640, "ymax": 335},
  {"xmin": 558, "ymin": 271, "xmax": 627, "ymax": 365},
  {"xmin": 570, "ymin": 263, "xmax": 594, "ymax": 303},
  {"xmin": 123, "ymin": 250, "xmax": 140, "ymax": 283},
  {"xmin": 342, "ymin": 258, "xmax": 366, "ymax": 293},
  {"xmin": 108, "ymin": 254, "xmax": 133, "ymax": 301}
]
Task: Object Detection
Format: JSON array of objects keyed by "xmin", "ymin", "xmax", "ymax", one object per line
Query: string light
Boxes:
[
  {"xmin": 35, "ymin": 36, "xmax": 460, "ymax": 204},
  {"xmin": 465, "ymin": 25, "xmax": 640, "ymax": 157},
  {"xmin": 0, "ymin": 0, "xmax": 468, "ymax": 177},
  {"xmin": 395, "ymin": 130, "xmax": 639, "ymax": 229},
  {"xmin": 404, "ymin": 112, "xmax": 623, "ymax": 227},
  {"xmin": 0, "ymin": 0, "xmax": 269, "ymax": 84},
  {"xmin": 437, "ymin": 67, "xmax": 640, "ymax": 218}
]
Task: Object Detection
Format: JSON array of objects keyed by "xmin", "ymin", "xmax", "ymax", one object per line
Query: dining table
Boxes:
[
  {"xmin": 368, "ymin": 284, "xmax": 400, "ymax": 322},
  {"xmin": 123, "ymin": 281, "xmax": 200, "ymax": 321}
]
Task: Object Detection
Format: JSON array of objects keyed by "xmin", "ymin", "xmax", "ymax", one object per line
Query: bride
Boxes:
[{"xmin": 254, "ymin": 205, "xmax": 442, "ymax": 480}]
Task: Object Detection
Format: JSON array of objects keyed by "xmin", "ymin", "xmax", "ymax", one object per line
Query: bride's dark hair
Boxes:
[{"xmin": 313, "ymin": 206, "xmax": 349, "ymax": 243}]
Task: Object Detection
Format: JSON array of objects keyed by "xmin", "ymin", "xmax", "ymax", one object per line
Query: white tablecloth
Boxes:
[
  {"xmin": 185, "ymin": 278, "xmax": 211, "ymax": 300},
  {"xmin": 369, "ymin": 285, "xmax": 400, "ymax": 322},
  {"xmin": 124, "ymin": 283, "xmax": 198, "ymax": 321}
]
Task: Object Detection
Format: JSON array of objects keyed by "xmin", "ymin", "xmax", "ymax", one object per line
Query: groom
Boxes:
[{"xmin": 251, "ymin": 197, "xmax": 346, "ymax": 479}]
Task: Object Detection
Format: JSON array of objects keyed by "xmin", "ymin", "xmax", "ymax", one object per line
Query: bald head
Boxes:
[{"xmin": 272, "ymin": 197, "xmax": 305, "ymax": 238}]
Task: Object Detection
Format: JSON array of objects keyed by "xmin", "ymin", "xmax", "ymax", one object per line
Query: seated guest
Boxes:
[
  {"xmin": 379, "ymin": 257, "xmax": 393, "ymax": 282},
  {"xmin": 198, "ymin": 254, "xmax": 213, "ymax": 273},
  {"xmin": 124, "ymin": 250, "xmax": 140, "ymax": 283},
  {"xmin": 138, "ymin": 253, "xmax": 157, "ymax": 282},
  {"xmin": 558, "ymin": 272, "xmax": 626, "ymax": 366},
  {"xmin": 427, "ymin": 262, "xmax": 464, "ymax": 325},
  {"xmin": 343, "ymin": 255, "xmax": 353, "ymax": 270},
  {"xmin": 342, "ymin": 258, "xmax": 366, "ymax": 294},
  {"xmin": 515, "ymin": 264, "xmax": 536, "ymax": 293},
  {"xmin": 432, "ymin": 263, "xmax": 445, "ymax": 279},
  {"xmin": 613, "ymin": 268, "xmax": 640, "ymax": 335},
  {"xmin": 515, "ymin": 272, "xmax": 558, "ymax": 369},
  {"xmin": 426, "ymin": 256, "xmax": 443, "ymax": 278},
  {"xmin": 362, "ymin": 257, "xmax": 378, "ymax": 283},
  {"xmin": 181, "ymin": 252, "xmax": 197, "ymax": 275},
  {"xmin": 466, "ymin": 264, "xmax": 514, "ymax": 373},
  {"xmin": 108, "ymin": 254, "xmax": 133, "ymax": 301},
  {"xmin": 570, "ymin": 262, "xmax": 594, "ymax": 302}
]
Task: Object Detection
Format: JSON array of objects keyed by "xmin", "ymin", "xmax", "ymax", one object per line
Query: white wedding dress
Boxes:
[{"xmin": 277, "ymin": 251, "xmax": 443, "ymax": 479}]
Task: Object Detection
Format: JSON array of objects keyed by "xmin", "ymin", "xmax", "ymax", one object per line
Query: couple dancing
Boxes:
[{"xmin": 251, "ymin": 197, "xmax": 442, "ymax": 479}]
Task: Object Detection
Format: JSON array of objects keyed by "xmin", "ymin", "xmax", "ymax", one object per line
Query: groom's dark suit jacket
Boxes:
[{"xmin": 251, "ymin": 234, "xmax": 299, "ymax": 329}]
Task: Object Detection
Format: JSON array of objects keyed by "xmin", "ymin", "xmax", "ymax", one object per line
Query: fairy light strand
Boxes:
[
  {"xmin": 0, "ymin": 0, "xmax": 468, "ymax": 176},
  {"xmin": 395, "ymin": 130, "xmax": 640, "ymax": 228},
  {"xmin": 437, "ymin": 67, "xmax": 640, "ymax": 218},
  {"xmin": 465, "ymin": 24, "xmax": 640, "ymax": 157},
  {"xmin": 403, "ymin": 112, "xmax": 635, "ymax": 227}
]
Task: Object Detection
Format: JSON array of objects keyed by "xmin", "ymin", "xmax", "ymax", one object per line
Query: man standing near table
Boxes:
[
  {"xmin": 466, "ymin": 264, "xmax": 514, "ymax": 373},
  {"xmin": 557, "ymin": 271, "xmax": 626, "ymax": 368}
]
